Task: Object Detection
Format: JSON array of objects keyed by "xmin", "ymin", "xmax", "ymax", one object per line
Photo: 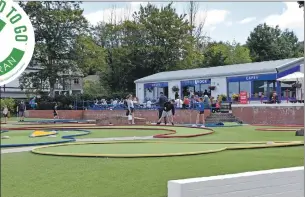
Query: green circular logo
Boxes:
[{"xmin": 0, "ymin": 0, "xmax": 35, "ymax": 86}]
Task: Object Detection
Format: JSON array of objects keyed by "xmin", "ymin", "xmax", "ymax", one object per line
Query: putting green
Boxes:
[
  {"xmin": 255, "ymin": 128, "xmax": 301, "ymax": 131},
  {"xmin": 32, "ymin": 141, "xmax": 304, "ymax": 158},
  {"xmin": 75, "ymin": 129, "xmax": 169, "ymax": 138},
  {"xmin": 0, "ymin": 130, "xmax": 84, "ymax": 145}
]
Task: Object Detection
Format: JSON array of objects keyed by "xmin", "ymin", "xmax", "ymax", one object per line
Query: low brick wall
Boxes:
[
  {"xmin": 232, "ymin": 104, "xmax": 304, "ymax": 125},
  {"xmin": 26, "ymin": 109, "xmax": 211, "ymax": 124}
]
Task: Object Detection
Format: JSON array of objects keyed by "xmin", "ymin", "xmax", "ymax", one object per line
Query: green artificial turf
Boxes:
[
  {"xmin": 159, "ymin": 126, "xmax": 304, "ymax": 142},
  {"xmin": 1, "ymin": 125, "xmax": 304, "ymax": 197},
  {"xmin": 75, "ymin": 129, "xmax": 168, "ymax": 138},
  {"xmin": 2, "ymin": 147, "xmax": 303, "ymax": 197},
  {"xmin": 0, "ymin": 130, "xmax": 85, "ymax": 145},
  {"xmin": 34, "ymin": 142, "xmax": 256, "ymax": 155}
]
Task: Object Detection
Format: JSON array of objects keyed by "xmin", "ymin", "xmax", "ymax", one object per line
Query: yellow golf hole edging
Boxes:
[{"xmin": 31, "ymin": 140, "xmax": 304, "ymax": 158}]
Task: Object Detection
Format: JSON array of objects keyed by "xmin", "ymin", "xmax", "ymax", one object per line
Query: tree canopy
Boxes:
[
  {"xmin": 20, "ymin": 2, "xmax": 304, "ymax": 98},
  {"xmin": 246, "ymin": 23, "xmax": 302, "ymax": 62}
]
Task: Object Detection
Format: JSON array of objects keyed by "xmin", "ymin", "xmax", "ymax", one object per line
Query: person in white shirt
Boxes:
[
  {"xmin": 127, "ymin": 94, "xmax": 135, "ymax": 124},
  {"xmin": 2, "ymin": 105, "xmax": 9, "ymax": 123},
  {"xmin": 175, "ymin": 97, "xmax": 183, "ymax": 108},
  {"xmin": 146, "ymin": 100, "xmax": 152, "ymax": 108}
]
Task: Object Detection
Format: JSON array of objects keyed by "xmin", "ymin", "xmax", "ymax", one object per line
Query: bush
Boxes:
[
  {"xmin": 1, "ymin": 98, "xmax": 16, "ymax": 112},
  {"xmin": 218, "ymin": 94, "xmax": 227, "ymax": 102}
]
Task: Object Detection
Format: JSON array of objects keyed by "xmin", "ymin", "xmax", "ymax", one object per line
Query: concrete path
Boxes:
[
  {"xmin": 76, "ymin": 136, "xmax": 154, "ymax": 142},
  {"xmin": 1, "ymin": 136, "xmax": 155, "ymax": 154},
  {"xmin": 1, "ymin": 146, "xmax": 36, "ymax": 154}
]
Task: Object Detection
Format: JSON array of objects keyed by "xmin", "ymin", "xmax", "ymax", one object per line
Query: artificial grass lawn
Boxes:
[
  {"xmin": 34, "ymin": 142, "xmax": 258, "ymax": 155},
  {"xmin": 1, "ymin": 125, "xmax": 304, "ymax": 197},
  {"xmin": 75, "ymin": 129, "xmax": 168, "ymax": 138},
  {"xmin": 80, "ymin": 126, "xmax": 211, "ymax": 137},
  {"xmin": 0, "ymin": 130, "xmax": 84, "ymax": 145},
  {"xmin": 2, "ymin": 147, "xmax": 303, "ymax": 197},
  {"xmin": 79, "ymin": 125, "xmax": 303, "ymax": 142}
]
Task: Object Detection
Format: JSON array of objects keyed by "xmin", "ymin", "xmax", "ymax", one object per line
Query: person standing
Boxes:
[
  {"xmin": 156, "ymin": 99, "xmax": 175, "ymax": 126},
  {"xmin": 127, "ymin": 94, "xmax": 135, "ymax": 124},
  {"xmin": 16, "ymin": 104, "xmax": 19, "ymax": 120},
  {"xmin": 175, "ymin": 96, "xmax": 183, "ymax": 108},
  {"xmin": 146, "ymin": 99, "xmax": 152, "ymax": 108},
  {"xmin": 2, "ymin": 105, "xmax": 9, "ymax": 123},
  {"xmin": 192, "ymin": 97, "xmax": 205, "ymax": 127},
  {"xmin": 157, "ymin": 92, "xmax": 168, "ymax": 124},
  {"xmin": 53, "ymin": 103, "xmax": 59, "ymax": 120},
  {"xmin": 18, "ymin": 101, "xmax": 26, "ymax": 122}
]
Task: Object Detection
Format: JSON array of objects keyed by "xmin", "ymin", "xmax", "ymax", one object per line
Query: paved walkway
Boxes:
[
  {"xmin": 1, "ymin": 147, "xmax": 36, "ymax": 154},
  {"xmin": 1, "ymin": 136, "xmax": 155, "ymax": 154},
  {"xmin": 76, "ymin": 136, "xmax": 154, "ymax": 142}
]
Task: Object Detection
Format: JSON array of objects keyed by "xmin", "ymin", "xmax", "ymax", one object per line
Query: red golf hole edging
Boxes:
[{"xmin": 153, "ymin": 127, "xmax": 214, "ymax": 138}]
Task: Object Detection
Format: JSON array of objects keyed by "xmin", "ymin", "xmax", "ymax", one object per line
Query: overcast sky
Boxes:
[{"xmin": 81, "ymin": 2, "xmax": 304, "ymax": 44}]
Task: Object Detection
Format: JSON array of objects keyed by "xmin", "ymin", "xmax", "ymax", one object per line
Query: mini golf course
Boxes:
[
  {"xmin": 1, "ymin": 129, "xmax": 91, "ymax": 147},
  {"xmin": 1, "ymin": 119, "xmax": 304, "ymax": 197}
]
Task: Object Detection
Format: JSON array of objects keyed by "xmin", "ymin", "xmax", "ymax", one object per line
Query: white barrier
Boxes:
[{"xmin": 168, "ymin": 166, "xmax": 304, "ymax": 197}]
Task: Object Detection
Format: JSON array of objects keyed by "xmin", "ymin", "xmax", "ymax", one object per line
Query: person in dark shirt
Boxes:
[
  {"xmin": 18, "ymin": 101, "xmax": 26, "ymax": 122},
  {"xmin": 269, "ymin": 92, "xmax": 279, "ymax": 104},
  {"xmin": 203, "ymin": 89, "xmax": 209, "ymax": 96},
  {"xmin": 157, "ymin": 92, "xmax": 168, "ymax": 124},
  {"xmin": 156, "ymin": 100, "xmax": 175, "ymax": 125},
  {"xmin": 53, "ymin": 103, "xmax": 59, "ymax": 120}
]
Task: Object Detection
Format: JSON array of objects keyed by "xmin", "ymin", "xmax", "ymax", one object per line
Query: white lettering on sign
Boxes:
[
  {"xmin": 246, "ymin": 76, "xmax": 259, "ymax": 80},
  {"xmin": 195, "ymin": 79, "xmax": 208, "ymax": 84}
]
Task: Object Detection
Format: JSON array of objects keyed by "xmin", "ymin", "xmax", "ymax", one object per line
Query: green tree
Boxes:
[
  {"xmin": 202, "ymin": 41, "xmax": 252, "ymax": 67},
  {"xmin": 94, "ymin": 3, "xmax": 202, "ymax": 93},
  {"xmin": 74, "ymin": 35, "xmax": 107, "ymax": 76},
  {"xmin": 246, "ymin": 23, "xmax": 302, "ymax": 62},
  {"xmin": 133, "ymin": 3, "xmax": 198, "ymax": 72},
  {"xmin": 19, "ymin": 2, "xmax": 88, "ymax": 97},
  {"xmin": 83, "ymin": 80, "xmax": 108, "ymax": 98},
  {"xmin": 1, "ymin": 98, "xmax": 16, "ymax": 112}
]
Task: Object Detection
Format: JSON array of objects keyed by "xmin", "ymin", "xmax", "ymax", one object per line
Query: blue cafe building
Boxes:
[{"xmin": 134, "ymin": 57, "xmax": 304, "ymax": 103}]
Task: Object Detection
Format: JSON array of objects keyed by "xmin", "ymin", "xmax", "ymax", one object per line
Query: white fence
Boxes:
[{"xmin": 168, "ymin": 166, "xmax": 304, "ymax": 197}]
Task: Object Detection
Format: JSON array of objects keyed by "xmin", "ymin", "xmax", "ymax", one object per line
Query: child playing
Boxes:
[{"xmin": 192, "ymin": 97, "xmax": 205, "ymax": 128}]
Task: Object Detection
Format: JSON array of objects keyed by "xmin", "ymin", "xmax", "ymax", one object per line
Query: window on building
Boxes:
[
  {"xmin": 184, "ymin": 84, "xmax": 210, "ymax": 97},
  {"xmin": 239, "ymin": 81, "xmax": 251, "ymax": 97},
  {"xmin": 252, "ymin": 80, "xmax": 276, "ymax": 98},
  {"xmin": 228, "ymin": 82, "xmax": 239, "ymax": 97},
  {"xmin": 74, "ymin": 78, "xmax": 79, "ymax": 84},
  {"xmin": 199, "ymin": 84, "xmax": 210, "ymax": 93},
  {"xmin": 280, "ymin": 82, "xmax": 295, "ymax": 98}
]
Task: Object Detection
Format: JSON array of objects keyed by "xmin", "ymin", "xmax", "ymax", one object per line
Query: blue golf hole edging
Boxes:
[{"xmin": 1, "ymin": 129, "xmax": 91, "ymax": 148}]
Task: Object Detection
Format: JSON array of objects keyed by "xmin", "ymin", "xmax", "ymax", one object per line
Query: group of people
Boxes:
[
  {"xmin": 1, "ymin": 101, "xmax": 26, "ymax": 123},
  {"xmin": 154, "ymin": 92, "xmax": 207, "ymax": 127},
  {"xmin": 1, "ymin": 101, "xmax": 59, "ymax": 123}
]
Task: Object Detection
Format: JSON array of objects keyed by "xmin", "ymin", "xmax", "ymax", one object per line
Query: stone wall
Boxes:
[
  {"xmin": 232, "ymin": 104, "xmax": 304, "ymax": 125},
  {"xmin": 26, "ymin": 109, "xmax": 211, "ymax": 124}
]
